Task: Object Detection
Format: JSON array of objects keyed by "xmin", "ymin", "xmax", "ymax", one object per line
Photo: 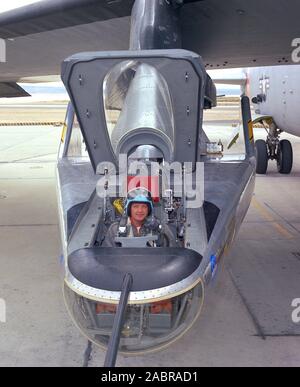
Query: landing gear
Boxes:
[
  {"xmin": 255, "ymin": 139, "xmax": 268, "ymax": 174},
  {"xmin": 255, "ymin": 119, "xmax": 293, "ymax": 175},
  {"xmin": 277, "ymin": 139, "xmax": 293, "ymax": 174}
]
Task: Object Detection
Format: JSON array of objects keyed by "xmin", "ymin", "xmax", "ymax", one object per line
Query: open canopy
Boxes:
[{"xmin": 62, "ymin": 49, "xmax": 212, "ymax": 171}]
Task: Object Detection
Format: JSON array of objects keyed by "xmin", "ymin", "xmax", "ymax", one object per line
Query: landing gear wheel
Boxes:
[
  {"xmin": 255, "ymin": 139, "xmax": 269, "ymax": 174},
  {"xmin": 277, "ymin": 139, "xmax": 293, "ymax": 174}
]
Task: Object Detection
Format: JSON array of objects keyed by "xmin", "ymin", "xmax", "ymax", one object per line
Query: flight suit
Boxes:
[
  {"xmin": 103, "ymin": 221, "xmax": 151, "ymax": 247},
  {"xmin": 102, "ymin": 220, "xmax": 177, "ymax": 247}
]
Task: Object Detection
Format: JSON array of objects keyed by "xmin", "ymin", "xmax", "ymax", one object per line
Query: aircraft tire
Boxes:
[
  {"xmin": 277, "ymin": 139, "xmax": 293, "ymax": 174},
  {"xmin": 255, "ymin": 139, "xmax": 269, "ymax": 174}
]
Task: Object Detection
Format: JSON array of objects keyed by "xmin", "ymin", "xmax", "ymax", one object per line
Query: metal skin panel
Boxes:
[
  {"xmin": 0, "ymin": 0, "xmax": 299, "ymax": 95},
  {"xmin": 181, "ymin": 0, "xmax": 300, "ymax": 68},
  {"xmin": 0, "ymin": 0, "xmax": 136, "ymax": 38},
  {"xmin": 0, "ymin": 0, "xmax": 200, "ymax": 39},
  {"xmin": 202, "ymin": 161, "xmax": 256, "ymax": 285},
  {"xmin": 0, "ymin": 0, "xmax": 299, "ymax": 72},
  {"xmin": 65, "ymin": 267, "xmax": 203, "ymax": 304},
  {"xmin": 0, "ymin": 82, "xmax": 30, "ymax": 98},
  {"xmin": 130, "ymin": 0, "xmax": 182, "ymax": 50},
  {"xmin": 249, "ymin": 65, "xmax": 300, "ymax": 137},
  {"xmin": 57, "ymin": 160, "xmax": 98, "ymax": 220},
  {"xmin": 61, "ymin": 49, "xmax": 206, "ymax": 171}
]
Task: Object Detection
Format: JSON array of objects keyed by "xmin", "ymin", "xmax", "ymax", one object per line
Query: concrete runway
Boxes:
[
  {"xmin": 0, "ymin": 108, "xmax": 300, "ymax": 367},
  {"xmin": 0, "ymin": 102, "xmax": 67, "ymax": 124}
]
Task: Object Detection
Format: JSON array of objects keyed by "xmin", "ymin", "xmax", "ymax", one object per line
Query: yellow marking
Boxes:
[
  {"xmin": 113, "ymin": 198, "xmax": 124, "ymax": 215},
  {"xmin": 252, "ymin": 115, "xmax": 273, "ymax": 126},
  {"xmin": 61, "ymin": 123, "xmax": 67, "ymax": 143},
  {"xmin": 252, "ymin": 197, "xmax": 294, "ymax": 239},
  {"xmin": 265, "ymin": 118, "xmax": 274, "ymax": 126},
  {"xmin": 0, "ymin": 121, "xmax": 64, "ymax": 126},
  {"xmin": 248, "ymin": 120, "xmax": 254, "ymax": 142},
  {"xmin": 227, "ymin": 133, "xmax": 239, "ymax": 150}
]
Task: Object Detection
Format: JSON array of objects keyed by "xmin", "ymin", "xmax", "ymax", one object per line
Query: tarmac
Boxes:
[{"xmin": 0, "ymin": 104, "xmax": 299, "ymax": 367}]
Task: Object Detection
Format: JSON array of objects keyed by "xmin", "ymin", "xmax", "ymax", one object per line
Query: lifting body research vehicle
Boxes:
[{"xmin": 56, "ymin": 0, "xmax": 256, "ymax": 366}]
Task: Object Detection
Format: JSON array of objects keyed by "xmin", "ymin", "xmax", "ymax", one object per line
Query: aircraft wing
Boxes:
[{"xmin": 0, "ymin": 0, "xmax": 299, "ymax": 95}]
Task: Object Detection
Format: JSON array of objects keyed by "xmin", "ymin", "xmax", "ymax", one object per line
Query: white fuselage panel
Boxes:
[{"xmin": 248, "ymin": 65, "xmax": 300, "ymax": 137}]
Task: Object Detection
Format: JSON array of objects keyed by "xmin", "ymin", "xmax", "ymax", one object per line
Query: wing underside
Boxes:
[{"xmin": 0, "ymin": 0, "xmax": 299, "ymax": 86}]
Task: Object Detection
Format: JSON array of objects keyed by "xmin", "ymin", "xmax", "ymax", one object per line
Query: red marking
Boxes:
[
  {"xmin": 95, "ymin": 303, "xmax": 117, "ymax": 314},
  {"xmin": 127, "ymin": 176, "xmax": 159, "ymax": 202},
  {"xmin": 150, "ymin": 300, "xmax": 173, "ymax": 314}
]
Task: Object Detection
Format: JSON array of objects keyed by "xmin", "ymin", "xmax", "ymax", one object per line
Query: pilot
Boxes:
[{"xmin": 102, "ymin": 187, "xmax": 174, "ymax": 247}]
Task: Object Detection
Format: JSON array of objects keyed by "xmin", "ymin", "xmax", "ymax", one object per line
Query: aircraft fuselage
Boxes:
[{"xmin": 248, "ymin": 64, "xmax": 300, "ymax": 137}]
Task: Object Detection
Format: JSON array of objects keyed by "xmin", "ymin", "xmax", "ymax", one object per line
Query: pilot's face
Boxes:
[{"xmin": 130, "ymin": 203, "xmax": 149, "ymax": 223}]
